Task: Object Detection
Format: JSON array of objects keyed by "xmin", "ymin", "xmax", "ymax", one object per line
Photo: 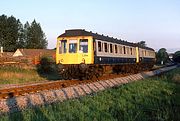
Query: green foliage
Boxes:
[
  {"xmin": 0, "ymin": 14, "xmax": 48, "ymax": 51},
  {"xmin": 0, "ymin": 68, "xmax": 180, "ymax": 121},
  {"xmin": 26, "ymin": 20, "xmax": 48, "ymax": 49},
  {"xmin": 156, "ymin": 48, "xmax": 170, "ymax": 64},
  {"xmin": 137, "ymin": 41, "xmax": 146, "ymax": 47},
  {"xmin": 173, "ymin": 51, "xmax": 180, "ymax": 63},
  {"xmin": 37, "ymin": 56, "xmax": 56, "ymax": 74},
  {"xmin": 0, "ymin": 15, "xmax": 21, "ymax": 51}
]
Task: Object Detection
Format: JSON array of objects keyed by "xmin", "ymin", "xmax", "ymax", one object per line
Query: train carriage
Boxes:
[{"xmin": 56, "ymin": 29, "xmax": 155, "ymax": 79}]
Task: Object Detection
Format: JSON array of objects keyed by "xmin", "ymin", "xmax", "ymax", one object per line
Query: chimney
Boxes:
[{"xmin": 0, "ymin": 47, "xmax": 3, "ymax": 53}]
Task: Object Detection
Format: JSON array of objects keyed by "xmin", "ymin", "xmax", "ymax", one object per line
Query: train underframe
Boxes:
[{"xmin": 57, "ymin": 62, "xmax": 154, "ymax": 80}]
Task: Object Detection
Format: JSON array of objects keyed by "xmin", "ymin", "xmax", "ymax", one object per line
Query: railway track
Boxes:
[
  {"xmin": 0, "ymin": 65, "xmax": 175, "ymax": 99},
  {"xmin": 0, "ymin": 73, "xmax": 129, "ymax": 99},
  {"xmin": 0, "ymin": 65, "xmax": 178, "ymax": 115}
]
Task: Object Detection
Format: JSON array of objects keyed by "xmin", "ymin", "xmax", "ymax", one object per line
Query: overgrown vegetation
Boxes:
[
  {"xmin": 156, "ymin": 48, "xmax": 170, "ymax": 65},
  {"xmin": 0, "ymin": 65, "xmax": 60, "ymax": 85},
  {"xmin": 37, "ymin": 56, "xmax": 57, "ymax": 74},
  {"xmin": 173, "ymin": 51, "xmax": 180, "ymax": 63},
  {"xmin": 37, "ymin": 56, "xmax": 60, "ymax": 80},
  {"xmin": 0, "ymin": 66, "xmax": 45, "ymax": 85},
  {"xmin": 0, "ymin": 68, "xmax": 179, "ymax": 121}
]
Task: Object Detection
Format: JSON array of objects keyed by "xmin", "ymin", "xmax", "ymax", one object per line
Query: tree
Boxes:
[
  {"xmin": 0, "ymin": 15, "xmax": 23, "ymax": 51},
  {"xmin": 173, "ymin": 51, "xmax": 180, "ymax": 63},
  {"xmin": 156, "ymin": 48, "xmax": 169, "ymax": 65},
  {"xmin": 137, "ymin": 41, "xmax": 146, "ymax": 47},
  {"xmin": 23, "ymin": 21, "xmax": 30, "ymax": 48},
  {"xmin": 0, "ymin": 14, "xmax": 48, "ymax": 51},
  {"xmin": 26, "ymin": 20, "xmax": 48, "ymax": 49},
  {"xmin": 17, "ymin": 21, "xmax": 25, "ymax": 48},
  {"xmin": 0, "ymin": 14, "xmax": 7, "ymax": 48}
]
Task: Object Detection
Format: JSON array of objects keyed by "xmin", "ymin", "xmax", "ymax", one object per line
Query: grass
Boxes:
[
  {"xmin": 0, "ymin": 66, "xmax": 60, "ymax": 85},
  {"xmin": 0, "ymin": 67, "xmax": 180, "ymax": 121}
]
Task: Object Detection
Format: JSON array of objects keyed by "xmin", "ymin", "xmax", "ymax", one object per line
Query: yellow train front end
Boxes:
[
  {"xmin": 56, "ymin": 36, "xmax": 94, "ymax": 65},
  {"xmin": 56, "ymin": 34, "xmax": 95, "ymax": 79}
]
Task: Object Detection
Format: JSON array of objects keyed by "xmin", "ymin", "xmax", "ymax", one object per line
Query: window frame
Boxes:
[
  {"xmin": 98, "ymin": 41, "xmax": 102, "ymax": 52},
  {"xmin": 123, "ymin": 46, "xmax": 126, "ymax": 54},
  {"xmin": 104, "ymin": 43, "xmax": 108, "ymax": 53},
  {"xmin": 79, "ymin": 39, "xmax": 88, "ymax": 53},
  {"xmin": 59, "ymin": 40, "xmax": 67, "ymax": 54},
  {"xmin": 69, "ymin": 40, "xmax": 78, "ymax": 53},
  {"xmin": 115, "ymin": 44, "xmax": 118, "ymax": 53},
  {"xmin": 110, "ymin": 44, "xmax": 113, "ymax": 53}
]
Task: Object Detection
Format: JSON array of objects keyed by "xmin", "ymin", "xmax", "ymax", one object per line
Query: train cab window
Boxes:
[
  {"xmin": 115, "ymin": 45, "xmax": 118, "ymax": 53},
  {"xmin": 60, "ymin": 40, "xmax": 67, "ymax": 54},
  {"xmin": 79, "ymin": 39, "xmax": 88, "ymax": 53},
  {"xmin": 104, "ymin": 43, "xmax": 108, "ymax": 52},
  {"xmin": 123, "ymin": 46, "xmax": 126, "ymax": 54},
  {"xmin": 110, "ymin": 44, "xmax": 113, "ymax": 53},
  {"xmin": 130, "ymin": 48, "xmax": 133, "ymax": 55},
  {"xmin": 69, "ymin": 40, "xmax": 77, "ymax": 53},
  {"xmin": 98, "ymin": 41, "xmax": 102, "ymax": 52}
]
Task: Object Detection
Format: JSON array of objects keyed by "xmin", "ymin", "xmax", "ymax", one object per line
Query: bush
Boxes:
[
  {"xmin": 37, "ymin": 56, "xmax": 56, "ymax": 74},
  {"xmin": 173, "ymin": 51, "xmax": 180, "ymax": 63}
]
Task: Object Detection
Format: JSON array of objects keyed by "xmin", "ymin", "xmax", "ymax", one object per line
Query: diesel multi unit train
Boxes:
[{"xmin": 56, "ymin": 29, "xmax": 155, "ymax": 79}]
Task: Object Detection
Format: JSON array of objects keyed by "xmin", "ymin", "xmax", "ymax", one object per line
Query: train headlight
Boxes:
[
  {"xmin": 61, "ymin": 59, "xmax": 64, "ymax": 62},
  {"xmin": 57, "ymin": 63, "xmax": 65, "ymax": 73}
]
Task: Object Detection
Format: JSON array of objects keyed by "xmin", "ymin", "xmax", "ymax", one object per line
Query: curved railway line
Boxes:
[
  {"xmin": 0, "ymin": 65, "xmax": 176, "ymax": 99},
  {"xmin": 0, "ymin": 73, "xmax": 130, "ymax": 99},
  {"xmin": 0, "ymin": 65, "xmax": 178, "ymax": 115}
]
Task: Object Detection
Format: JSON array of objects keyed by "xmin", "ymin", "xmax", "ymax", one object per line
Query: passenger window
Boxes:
[
  {"xmin": 130, "ymin": 48, "xmax": 133, "ymax": 55},
  {"xmin": 98, "ymin": 41, "xmax": 102, "ymax": 52},
  {"xmin": 104, "ymin": 43, "xmax": 108, "ymax": 52},
  {"xmin": 60, "ymin": 40, "xmax": 67, "ymax": 54},
  {"xmin": 110, "ymin": 44, "xmax": 113, "ymax": 53},
  {"xmin": 115, "ymin": 45, "xmax": 118, "ymax": 53},
  {"xmin": 79, "ymin": 39, "xmax": 88, "ymax": 53},
  {"xmin": 123, "ymin": 46, "xmax": 126, "ymax": 54},
  {"xmin": 69, "ymin": 40, "xmax": 77, "ymax": 53}
]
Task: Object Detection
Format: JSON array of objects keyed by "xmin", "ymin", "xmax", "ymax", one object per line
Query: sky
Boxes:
[{"xmin": 0, "ymin": 0, "xmax": 180, "ymax": 52}]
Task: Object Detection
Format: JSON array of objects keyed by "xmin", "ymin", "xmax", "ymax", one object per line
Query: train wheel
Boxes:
[
  {"xmin": 61, "ymin": 71, "xmax": 69, "ymax": 80},
  {"xmin": 86, "ymin": 68, "xmax": 94, "ymax": 80},
  {"xmin": 97, "ymin": 66, "xmax": 104, "ymax": 77}
]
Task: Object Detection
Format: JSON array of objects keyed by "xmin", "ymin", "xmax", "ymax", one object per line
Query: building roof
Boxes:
[
  {"xmin": 58, "ymin": 29, "xmax": 154, "ymax": 51},
  {"xmin": 14, "ymin": 49, "xmax": 55, "ymax": 57},
  {"xmin": 0, "ymin": 52, "xmax": 14, "ymax": 57}
]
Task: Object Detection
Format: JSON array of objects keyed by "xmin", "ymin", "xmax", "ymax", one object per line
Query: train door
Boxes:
[{"xmin": 136, "ymin": 47, "xmax": 140, "ymax": 63}]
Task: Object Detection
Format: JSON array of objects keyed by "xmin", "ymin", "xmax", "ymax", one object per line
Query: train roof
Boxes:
[{"xmin": 58, "ymin": 29, "xmax": 154, "ymax": 51}]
